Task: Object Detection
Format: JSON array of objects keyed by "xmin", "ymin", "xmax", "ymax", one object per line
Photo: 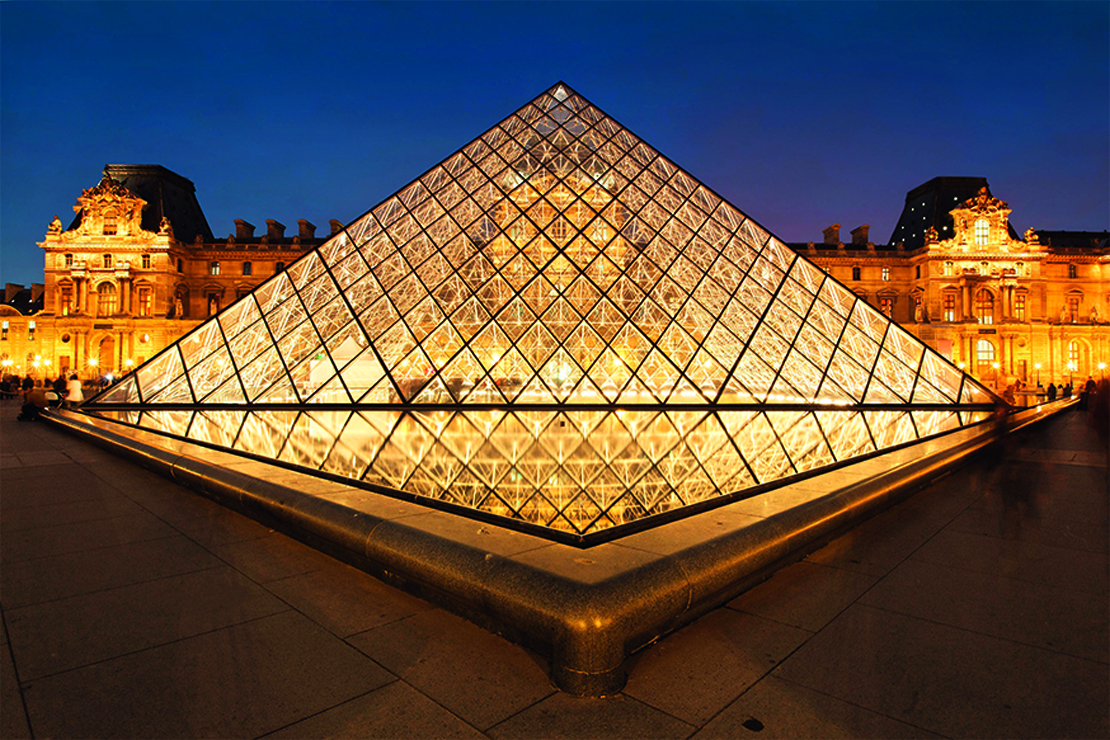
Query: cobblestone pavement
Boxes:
[{"xmin": 2, "ymin": 402, "xmax": 1106, "ymax": 739}]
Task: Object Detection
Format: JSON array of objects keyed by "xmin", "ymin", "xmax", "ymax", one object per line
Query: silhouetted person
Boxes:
[
  {"xmin": 1090, "ymin": 379, "xmax": 1110, "ymax": 447},
  {"xmin": 1047, "ymin": 383, "xmax": 1057, "ymax": 401},
  {"xmin": 1080, "ymin": 378, "xmax": 1096, "ymax": 410}
]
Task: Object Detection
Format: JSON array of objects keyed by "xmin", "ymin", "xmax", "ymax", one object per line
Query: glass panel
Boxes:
[{"xmin": 82, "ymin": 82, "xmax": 1005, "ymax": 538}]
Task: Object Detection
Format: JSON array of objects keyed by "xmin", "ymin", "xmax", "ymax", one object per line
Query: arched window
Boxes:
[
  {"xmin": 944, "ymin": 261, "xmax": 954, "ymax": 276},
  {"xmin": 975, "ymin": 289, "xmax": 994, "ymax": 325},
  {"xmin": 974, "ymin": 219, "xmax": 989, "ymax": 245},
  {"xmin": 976, "ymin": 339, "xmax": 996, "ymax": 377},
  {"xmin": 103, "ymin": 215, "xmax": 117, "ymax": 236},
  {"xmin": 96, "ymin": 282, "xmax": 117, "ymax": 317},
  {"xmin": 1016, "ymin": 262, "xmax": 1025, "ymax": 277}
]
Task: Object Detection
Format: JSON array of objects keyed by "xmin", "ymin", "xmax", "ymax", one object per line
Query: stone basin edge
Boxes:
[{"xmin": 43, "ymin": 402, "xmax": 1071, "ymax": 695}]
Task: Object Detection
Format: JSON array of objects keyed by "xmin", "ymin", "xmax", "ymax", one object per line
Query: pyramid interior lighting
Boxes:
[{"xmin": 84, "ymin": 82, "xmax": 999, "ymax": 540}]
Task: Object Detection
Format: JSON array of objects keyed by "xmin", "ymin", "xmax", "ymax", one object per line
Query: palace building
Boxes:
[
  {"xmin": 3, "ymin": 165, "xmax": 324, "ymax": 379},
  {"xmin": 2, "ymin": 163, "xmax": 1106, "ymax": 391},
  {"xmin": 786, "ymin": 176, "xmax": 1108, "ymax": 388}
]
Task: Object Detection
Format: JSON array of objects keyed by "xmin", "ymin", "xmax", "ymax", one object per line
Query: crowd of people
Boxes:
[{"xmin": 2, "ymin": 373, "xmax": 84, "ymax": 421}]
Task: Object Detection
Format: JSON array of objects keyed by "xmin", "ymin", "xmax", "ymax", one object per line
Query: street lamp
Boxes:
[
  {"xmin": 1099, "ymin": 362, "xmax": 1107, "ymax": 380},
  {"xmin": 1034, "ymin": 362, "xmax": 1041, "ymax": 386}
]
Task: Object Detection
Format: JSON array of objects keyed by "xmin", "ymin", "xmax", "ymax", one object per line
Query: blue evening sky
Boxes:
[{"xmin": 2, "ymin": 1, "xmax": 1107, "ymax": 287}]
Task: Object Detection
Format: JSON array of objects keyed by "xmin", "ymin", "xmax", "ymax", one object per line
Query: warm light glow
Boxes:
[
  {"xmin": 82, "ymin": 83, "xmax": 1000, "ymax": 537},
  {"xmin": 125, "ymin": 359, "xmax": 134, "ymax": 367},
  {"xmin": 88, "ymin": 358, "xmax": 99, "ymax": 367}
]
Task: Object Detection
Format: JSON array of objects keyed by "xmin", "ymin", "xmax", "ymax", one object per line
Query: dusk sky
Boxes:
[{"xmin": 2, "ymin": 2, "xmax": 1107, "ymax": 288}]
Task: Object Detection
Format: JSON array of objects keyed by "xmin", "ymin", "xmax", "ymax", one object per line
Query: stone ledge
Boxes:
[{"xmin": 43, "ymin": 401, "xmax": 1072, "ymax": 695}]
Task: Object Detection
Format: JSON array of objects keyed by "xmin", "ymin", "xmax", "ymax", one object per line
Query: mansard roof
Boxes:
[{"xmin": 888, "ymin": 177, "xmax": 1021, "ymax": 249}]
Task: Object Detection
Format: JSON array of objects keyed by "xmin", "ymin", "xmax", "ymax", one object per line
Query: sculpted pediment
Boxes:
[{"xmin": 60, "ymin": 171, "xmax": 155, "ymax": 242}]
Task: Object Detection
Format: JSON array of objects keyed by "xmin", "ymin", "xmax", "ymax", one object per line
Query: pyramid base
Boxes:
[{"xmin": 43, "ymin": 402, "xmax": 1070, "ymax": 695}]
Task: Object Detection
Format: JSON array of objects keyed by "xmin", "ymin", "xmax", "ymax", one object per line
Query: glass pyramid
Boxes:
[{"xmin": 85, "ymin": 82, "xmax": 1000, "ymax": 541}]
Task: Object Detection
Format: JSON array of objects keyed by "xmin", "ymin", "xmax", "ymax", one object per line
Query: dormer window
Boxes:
[
  {"xmin": 974, "ymin": 219, "xmax": 989, "ymax": 245},
  {"xmin": 103, "ymin": 216, "xmax": 118, "ymax": 236}
]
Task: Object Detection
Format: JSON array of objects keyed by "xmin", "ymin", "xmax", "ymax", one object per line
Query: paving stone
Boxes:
[
  {"xmin": 1, "ymin": 642, "xmax": 31, "ymax": 740},
  {"xmin": 622, "ymin": 608, "xmax": 811, "ymax": 727},
  {"xmin": 0, "ymin": 535, "xmax": 224, "ymax": 608},
  {"xmin": 693, "ymin": 675, "xmax": 940, "ymax": 739},
  {"xmin": 727, "ymin": 559, "xmax": 879, "ymax": 632},
  {"xmin": 910, "ymin": 528, "xmax": 1109, "ymax": 594},
  {"xmin": 349, "ymin": 609, "xmax": 554, "ymax": 730},
  {"xmin": 0, "ymin": 464, "xmax": 128, "ymax": 510},
  {"xmin": 265, "ymin": 680, "xmax": 485, "ymax": 739},
  {"xmin": 947, "ymin": 506, "xmax": 1109, "ymax": 554},
  {"xmin": 0, "ymin": 511, "xmax": 180, "ymax": 563},
  {"xmin": 263, "ymin": 560, "xmax": 434, "ymax": 638},
  {"xmin": 20, "ymin": 611, "xmax": 395, "ymax": 739},
  {"xmin": 773, "ymin": 603, "xmax": 1109, "ymax": 739},
  {"xmin": 488, "ymin": 693, "xmax": 693, "ymax": 739},
  {"xmin": 162, "ymin": 507, "xmax": 276, "ymax": 547},
  {"xmin": 14, "ymin": 450, "xmax": 73, "ymax": 467},
  {"xmin": 861, "ymin": 557, "xmax": 1109, "ymax": 663},
  {"xmin": 6, "ymin": 565, "xmax": 290, "ymax": 680},
  {"xmin": 211, "ymin": 530, "xmax": 343, "ymax": 583},
  {"xmin": 0, "ymin": 495, "xmax": 146, "ymax": 534}
]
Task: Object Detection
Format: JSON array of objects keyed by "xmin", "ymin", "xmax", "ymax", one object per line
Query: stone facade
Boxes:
[
  {"xmin": 1, "ymin": 165, "xmax": 323, "ymax": 381},
  {"xmin": 793, "ymin": 185, "xmax": 1109, "ymax": 389},
  {"xmin": 2, "ymin": 168, "xmax": 1106, "ymax": 392}
]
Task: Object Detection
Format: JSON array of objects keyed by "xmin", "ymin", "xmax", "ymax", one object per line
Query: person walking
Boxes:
[{"xmin": 65, "ymin": 373, "xmax": 84, "ymax": 409}]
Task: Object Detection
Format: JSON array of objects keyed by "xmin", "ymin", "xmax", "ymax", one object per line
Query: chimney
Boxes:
[
  {"xmin": 822, "ymin": 224, "xmax": 841, "ymax": 245},
  {"xmin": 5, "ymin": 283, "xmax": 23, "ymax": 303},
  {"xmin": 850, "ymin": 225, "xmax": 870, "ymax": 246},
  {"xmin": 298, "ymin": 219, "xmax": 317, "ymax": 239},
  {"xmin": 234, "ymin": 219, "xmax": 256, "ymax": 240},
  {"xmin": 265, "ymin": 220, "xmax": 286, "ymax": 240},
  {"xmin": 31, "ymin": 284, "xmax": 45, "ymax": 303},
  {"xmin": 329, "ymin": 219, "xmax": 344, "ymax": 235}
]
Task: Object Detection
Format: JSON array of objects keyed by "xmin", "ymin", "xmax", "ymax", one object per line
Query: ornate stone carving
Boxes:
[
  {"xmin": 48, "ymin": 216, "xmax": 63, "ymax": 234},
  {"xmin": 60, "ymin": 171, "xmax": 154, "ymax": 242}
]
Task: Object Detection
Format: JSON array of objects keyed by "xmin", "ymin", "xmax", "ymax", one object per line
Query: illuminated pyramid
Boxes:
[{"xmin": 86, "ymin": 82, "xmax": 1000, "ymax": 539}]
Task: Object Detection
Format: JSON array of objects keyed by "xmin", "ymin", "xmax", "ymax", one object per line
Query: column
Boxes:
[
  {"xmin": 960, "ymin": 280, "xmax": 971, "ymax": 320},
  {"xmin": 120, "ymin": 278, "xmax": 130, "ymax": 314}
]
